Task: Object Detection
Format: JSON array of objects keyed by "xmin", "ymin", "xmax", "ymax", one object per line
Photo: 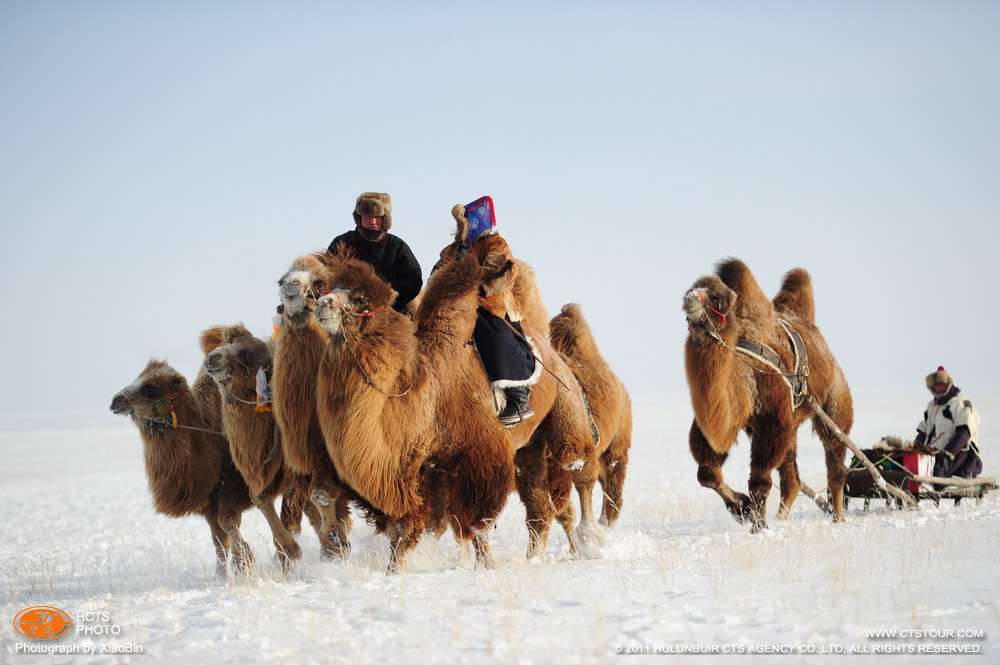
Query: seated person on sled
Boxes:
[
  {"xmin": 914, "ymin": 366, "xmax": 983, "ymax": 481},
  {"xmin": 450, "ymin": 196, "xmax": 541, "ymax": 427}
]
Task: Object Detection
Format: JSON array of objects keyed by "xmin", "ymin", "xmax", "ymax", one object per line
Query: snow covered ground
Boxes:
[{"xmin": 2, "ymin": 397, "xmax": 997, "ymax": 665}]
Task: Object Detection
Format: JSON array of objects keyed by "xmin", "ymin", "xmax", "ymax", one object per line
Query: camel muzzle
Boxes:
[
  {"xmin": 683, "ymin": 289, "xmax": 708, "ymax": 321},
  {"xmin": 203, "ymin": 351, "xmax": 231, "ymax": 383},
  {"xmin": 110, "ymin": 392, "xmax": 133, "ymax": 416}
]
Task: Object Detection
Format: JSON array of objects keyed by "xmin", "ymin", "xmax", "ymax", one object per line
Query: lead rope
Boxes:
[{"xmin": 338, "ymin": 309, "xmax": 411, "ymax": 398}]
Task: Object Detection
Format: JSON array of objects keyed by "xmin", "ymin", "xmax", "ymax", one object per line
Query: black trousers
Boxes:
[{"xmin": 473, "ymin": 308, "xmax": 536, "ymax": 383}]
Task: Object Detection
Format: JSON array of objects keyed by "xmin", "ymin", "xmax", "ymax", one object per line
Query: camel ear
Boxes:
[
  {"xmin": 199, "ymin": 326, "xmax": 225, "ymax": 356},
  {"xmin": 726, "ymin": 289, "xmax": 738, "ymax": 312}
]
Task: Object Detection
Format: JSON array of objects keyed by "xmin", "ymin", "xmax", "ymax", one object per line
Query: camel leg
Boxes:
[
  {"xmin": 472, "ymin": 531, "xmax": 497, "ymax": 569},
  {"xmin": 598, "ymin": 432, "xmax": 630, "ymax": 528},
  {"xmin": 252, "ymin": 491, "xmax": 302, "ymax": 571},
  {"xmin": 814, "ymin": 398, "xmax": 852, "ymax": 523},
  {"xmin": 280, "ymin": 474, "xmax": 310, "ymax": 536},
  {"xmin": 205, "ymin": 493, "xmax": 231, "ymax": 577},
  {"xmin": 570, "ymin": 467, "xmax": 602, "ymax": 545},
  {"xmin": 283, "ymin": 477, "xmax": 324, "ymax": 538},
  {"xmin": 309, "ymin": 464, "xmax": 352, "ymax": 559},
  {"xmin": 515, "ymin": 440, "xmax": 556, "ymax": 559},
  {"xmin": 217, "ymin": 504, "xmax": 254, "ymax": 573},
  {"xmin": 555, "ymin": 498, "xmax": 580, "ymax": 557},
  {"xmin": 385, "ymin": 516, "xmax": 424, "ymax": 574},
  {"xmin": 776, "ymin": 433, "xmax": 802, "ymax": 520},
  {"xmin": 746, "ymin": 415, "xmax": 795, "ymax": 533},
  {"xmin": 689, "ymin": 420, "xmax": 753, "ymax": 523},
  {"xmin": 423, "ymin": 463, "xmax": 453, "ymax": 542},
  {"xmin": 547, "ymin": 457, "xmax": 581, "ymax": 555}
]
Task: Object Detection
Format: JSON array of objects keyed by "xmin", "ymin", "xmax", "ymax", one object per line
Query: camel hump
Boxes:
[
  {"xmin": 549, "ymin": 303, "xmax": 591, "ymax": 358},
  {"xmin": 199, "ymin": 322, "xmax": 254, "ymax": 355},
  {"xmin": 772, "ymin": 268, "xmax": 815, "ymax": 322},
  {"xmin": 714, "ymin": 258, "xmax": 771, "ymax": 317},
  {"xmin": 199, "ymin": 326, "xmax": 226, "ymax": 356}
]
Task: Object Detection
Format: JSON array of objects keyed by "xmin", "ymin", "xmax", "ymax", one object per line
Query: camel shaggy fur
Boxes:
[
  {"xmin": 682, "ymin": 258, "xmax": 854, "ymax": 530},
  {"xmin": 110, "ymin": 360, "xmax": 255, "ymax": 575},
  {"xmin": 201, "ymin": 322, "xmax": 323, "ymax": 568},
  {"xmin": 313, "ymin": 249, "xmax": 518, "ymax": 572},
  {"xmin": 549, "ymin": 303, "xmax": 633, "ymax": 538},
  {"xmin": 272, "ymin": 253, "xmax": 355, "ymax": 558}
]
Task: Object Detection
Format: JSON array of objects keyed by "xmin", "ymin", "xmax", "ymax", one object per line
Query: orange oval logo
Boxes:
[{"xmin": 13, "ymin": 606, "xmax": 72, "ymax": 640}]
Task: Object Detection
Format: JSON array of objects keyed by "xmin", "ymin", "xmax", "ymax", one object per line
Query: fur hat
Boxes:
[
  {"xmin": 353, "ymin": 192, "xmax": 392, "ymax": 239},
  {"xmin": 925, "ymin": 366, "xmax": 953, "ymax": 394}
]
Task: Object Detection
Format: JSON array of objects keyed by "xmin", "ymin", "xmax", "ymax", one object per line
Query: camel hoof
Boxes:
[
  {"xmin": 726, "ymin": 493, "xmax": 754, "ymax": 523},
  {"xmin": 275, "ymin": 542, "xmax": 302, "ymax": 571},
  {"xmin": 476, "ymin": 552, "xmax": 498, "ymax": 569},
  {"xmin": 321, "ymin": 530, "xmax": 351, "ymax": 559}
]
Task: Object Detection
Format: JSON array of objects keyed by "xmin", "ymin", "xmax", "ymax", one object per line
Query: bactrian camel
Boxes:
[
  {"xmin": 682, "ymin": 258, "xmax": 853, "ymax": 531},
  {"xmin": 110, "ymin": 360, "xmax": 255, "ymax": 575}
]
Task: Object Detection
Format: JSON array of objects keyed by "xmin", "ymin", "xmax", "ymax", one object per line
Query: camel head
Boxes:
[
  {"xmin": 278, "ymin": 254, "xmax": 335, "ymax": 317},
  {"xmin": 314, "ymin": 258, "xmax": 397, "ymax": 336},
  {"xmin": 683, "ymin": 275, "xmax": 737, "ymax": 334},
  {"xmin": 201, "ymin": 324, "xmax": 273, "ymax": 394},
  {"xmin": 110, "ymin": 359, "xmax": 187, "ymax": 423}
]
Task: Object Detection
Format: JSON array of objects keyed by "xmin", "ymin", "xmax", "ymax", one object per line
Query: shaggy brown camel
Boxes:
[
  {"xmin": 201, "ymin": 322, "xmax": 326, "ymax": 569},
  {"xmin": 682, "ymin": 258, "xmax": 854, "ymax": 531},
  {"xmin": 549, "ymin": 303, "xmax": 633, "ymax": 540},
  {"xmin": 110, "ymin": 360, "xmax": 255, "ymax": 575},
  {"xmin": 272, "ymin": 253, "xmax": 354, "ymax": 558},
  {"xmin": 434, "ymin": 207, "xmax": 601, "ymax": 558},
  {"xmin": 313, "ymin": 249, "xmax": 518, "ymax": 572}
]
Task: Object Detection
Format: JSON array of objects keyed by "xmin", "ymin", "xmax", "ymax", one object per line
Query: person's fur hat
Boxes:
[
  {"xmin": 926, "ymin": 366, "xmax": 953, "ymax": 394},
  {"xmin": 353, "ymin": 192, "xmax": 392, "ymax": 233}
]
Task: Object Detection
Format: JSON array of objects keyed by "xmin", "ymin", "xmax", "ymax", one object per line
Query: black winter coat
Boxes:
[{"xmin": 329, "ymin": 231, "xmax": 423, "ymax": 312}]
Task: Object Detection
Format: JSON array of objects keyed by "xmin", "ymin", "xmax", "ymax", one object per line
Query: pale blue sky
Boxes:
[{"xmin": 2, "ymin": 1, "xmax": 998, "ymax": 421}]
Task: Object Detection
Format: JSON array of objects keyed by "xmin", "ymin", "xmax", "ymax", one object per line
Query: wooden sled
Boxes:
[{"xmin": 843, "ymin": 447, "xmax": 997, "ymax": 513}]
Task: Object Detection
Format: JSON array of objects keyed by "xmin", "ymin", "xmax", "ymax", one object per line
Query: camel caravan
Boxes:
[
  {"xmin": 110, "ymin": 194, "xmax": 632, "ymax": 575},
  {"xmin": 110, "ymin": 193, "xmax": 992, "ymax": 577}
]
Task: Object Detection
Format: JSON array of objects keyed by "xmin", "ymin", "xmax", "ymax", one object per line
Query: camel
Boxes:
[
  {"xmin": 432, "ymin": 205, "xmax": 603, "ymax": 557},
  {"xmin": 312, "ymin": 248, "xmax": 522, "ymax": 572},
  {"xmin": 110, "ymin": 360, "xmax": 255, "ymax": 575},
  {"xmin": 272, "ymin": 253, "xmax": 355, "ymax": 559},
  {"xmin": 548, "ymin": 303, "xmax": 633, "ymax": 539},
  {"xmin": 682, "ymin": 258, "xmax": 854, "ymax": 530},
  {"xmin": 201, "ymin": 322, "xmax": 326, "ymax": 569}
]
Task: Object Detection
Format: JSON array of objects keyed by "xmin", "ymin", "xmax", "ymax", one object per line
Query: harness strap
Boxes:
[
  {"xmin": 736, "ymin": 338, "xmax": 785, "ymax": 373},
  {"xmin": 734, "ymin": 319, "xmax": 810, "ymax": 409}
]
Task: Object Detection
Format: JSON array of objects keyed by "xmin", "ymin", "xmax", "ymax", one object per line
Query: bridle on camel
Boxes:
[
  {"xmin": 221, "ymin": 371, "xmax": 283, "ymax": 466},
  {"xmin": 689, "ymin": 291, "xmax": 811, "ymax": 409},
  {"xmin": 222, "ymin": 362, "xmax": 273, "ymax": 413},
  {"xmin": 332, "ymin": 302, "xmax": 412, "ymax": 398},
  {"xmin": 126, "ymin": 394, "xmax": 228, "ymax": 439}
]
